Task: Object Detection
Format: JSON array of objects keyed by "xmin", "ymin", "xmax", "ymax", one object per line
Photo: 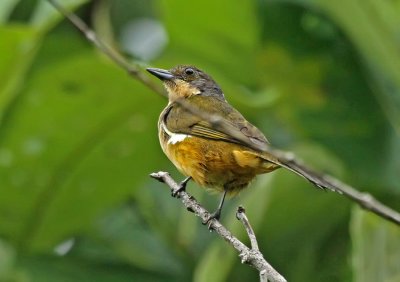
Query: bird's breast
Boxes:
[{"xmin": 158, "ymin": 119, "xmax": 278, "ymax": 194}]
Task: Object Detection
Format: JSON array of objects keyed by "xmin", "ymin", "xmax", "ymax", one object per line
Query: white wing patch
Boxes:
[
  {"xmin": 169, "ymin": 133, "xmax": 190, "ymax": 144},
  {"xmin": 162, "ymin": 122, "xmax": 191, "ymax": 145}
]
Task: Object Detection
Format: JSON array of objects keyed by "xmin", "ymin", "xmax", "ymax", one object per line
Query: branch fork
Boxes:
[{"xmin": 150, "ymin": 171, "xmax": 287, "ymax": 282}]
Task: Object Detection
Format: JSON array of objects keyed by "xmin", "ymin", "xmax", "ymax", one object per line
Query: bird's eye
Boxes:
[{"xmin": 185, "ymin": 68, "xmax": 194, "ymax": 75}]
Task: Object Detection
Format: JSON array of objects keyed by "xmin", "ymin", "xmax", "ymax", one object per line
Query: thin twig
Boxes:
[
  {"xmin": 237, "ymin": 206, "xmax": 270, "ymax": 282},
  {"xmin": 47, "ymin": 0, "xmax": 165, "ymax": 96},
  {"xmin": 47, "ymin": 0, "xmax": 400, "ymax": 226},
  {"xmin": 324, "ymin": 175, "xmax": 400, "ymax": 225},
  {"xmin": 150, "ymin": 171, "xmax": 287, "ymax": 282},
  {"xmin": 236, "ymin": 206, "xmax": 259, "ymax": 251}
]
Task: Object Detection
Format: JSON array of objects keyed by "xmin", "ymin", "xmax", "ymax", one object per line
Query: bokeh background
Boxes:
[{"xmin": 1, "ymin": 0, "xmax": 400, "ymax": 281}]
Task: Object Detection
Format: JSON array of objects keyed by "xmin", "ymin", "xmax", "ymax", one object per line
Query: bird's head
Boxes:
[{"xmin": 147, "ymin": 65, "xmax": 224, "ymax": 102}]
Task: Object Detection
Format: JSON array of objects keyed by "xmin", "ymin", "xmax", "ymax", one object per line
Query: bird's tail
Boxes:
[
  {"xmin": 260, "ymin": 151, "xmax": 339, "ymax": 192},
  {"xmin": 234, "ymin": 149, "xmax": 339, "ymax": 192},
  {"xmin": 277, "ymin": 159, "xmax": 338, "ymax": 192}
]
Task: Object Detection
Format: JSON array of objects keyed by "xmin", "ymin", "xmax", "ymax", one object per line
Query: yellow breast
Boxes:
[{"xmin": 158, "ymin": 120, "xmax": 279, "ymax": 195}]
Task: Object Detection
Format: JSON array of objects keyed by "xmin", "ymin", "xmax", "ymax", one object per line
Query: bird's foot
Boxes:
[
  {"xmin": 202, "ymin": 209, "xmax": 222, "ymax": 231},
  {"xmin": 171, "ymin": 176, "xmax": 191, "ymax": 198}
]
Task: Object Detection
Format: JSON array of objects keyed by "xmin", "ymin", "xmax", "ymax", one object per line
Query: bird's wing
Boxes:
[
  {"xmin": 164, "ymin": 97, "xmax": 340, "ymax": 192},
  {"xmin": 190, "ymin": 121, "xmax": 235, "ymax": 142},
  {"xmin": 164, "ymin": 96, "xmax": 269, "ymax": 151}
]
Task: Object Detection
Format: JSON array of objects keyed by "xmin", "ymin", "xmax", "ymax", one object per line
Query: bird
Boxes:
[{"xmin": 147, "ymin": 65, "xmax": 335, "ymax": 223}]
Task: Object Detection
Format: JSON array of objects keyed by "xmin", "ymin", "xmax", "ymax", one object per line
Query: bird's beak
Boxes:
[{"xmin": 146, "ymin": 68, "xmax": 174, "ymax": 81}]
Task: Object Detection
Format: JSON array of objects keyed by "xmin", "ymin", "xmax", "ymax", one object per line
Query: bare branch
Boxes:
[
  {"xmin": 236, "ymin": 206, "xmax": 259, "ymax": 251},
  {"xmin": 47, "ymin": 0, "xmax": 165, "ymax": 96},
  {"xmin": 323, "ymin": 175, "xmax": 400, "ymax": 225},
  {"xmin": 150, "ymin": 171, "xmax": 287, "ymax": 282},
  {"xmin": 267, "ymin": 149, "xmax": 400, "ymax": 225}
]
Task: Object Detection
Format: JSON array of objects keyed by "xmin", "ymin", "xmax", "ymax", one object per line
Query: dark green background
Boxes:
[{"xmin": 1, "ymin": 0, "xmax": 400, "ymax": 281}]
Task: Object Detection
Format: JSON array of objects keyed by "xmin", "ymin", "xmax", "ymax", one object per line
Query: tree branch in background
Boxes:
[
  {"xmin": 150, "ymin": 171, "xmax": 287, "ymax": 282},
  {"xmin": 47, "ymin": 0, "xmax": 165, "ymax": 96},
  {"xmin": 271, "ymin": 152, "xmax": 400, "ymax": 225}
]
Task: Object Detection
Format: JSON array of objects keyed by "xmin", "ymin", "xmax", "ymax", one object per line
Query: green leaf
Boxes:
[
  {"xmin": 157, "ymin": 0, "xmax": 260, "ymax": 87},
  {"xmin": 0, "ymin": 239, "xmax": 16, "ymax": 279},
  {"xmin": 18, "ymin": 254, "xmax": 175, "ymax": 282},
  {"xmin": 89, "ymin": 205, "xmax": 183, "ymax": 275},
  {"xmin": 286, "ymin": 0, "xmax": 400, "ymax": 130},
  {"xmin": 351, "ymin": 206, "xmax": 400, "ymax": 282},
  {"xmin": 0, "ymin": 32, "xmax": 164, "ymax": 252},
  {"xmin": 0, "ymin": 0, "xmax": 21, "ymax": 23},
  {"xmin": 256, "ymin": 3, "xmax": 393, "ymax": 188},
  {"xmin": 0, "ymin": 26, "xmax": 40, "ymax": 125},
  {"xmin": 30, "ymin": 0, "xmax": 90, "ymax": 32}
]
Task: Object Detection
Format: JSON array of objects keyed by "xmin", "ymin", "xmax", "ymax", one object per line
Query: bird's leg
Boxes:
[
  {"xmin": 172, "ymin": 176, "xmax": 192, "ymax": 197},
  {"xmin": 203, "ymin": 190, "xmax": 227, "ymax": 228}
]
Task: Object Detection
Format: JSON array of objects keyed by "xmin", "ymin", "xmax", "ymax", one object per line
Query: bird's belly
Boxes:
[{"xmin": 161, "ymin": 135, "xmax": 271, "ymax": 194}]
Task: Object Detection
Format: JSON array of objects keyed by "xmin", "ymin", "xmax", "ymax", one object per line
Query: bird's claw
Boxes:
[
  {"xmin": 202, "ymin": 210, "xmax": 221, "ymax": 231},
  {"xmin": 171, "ymin": 177, "xmax": 191, "ymax": 198},
  {"xmin": 171, "ymin": 182, "xmax": 187, "ymax": 198}
]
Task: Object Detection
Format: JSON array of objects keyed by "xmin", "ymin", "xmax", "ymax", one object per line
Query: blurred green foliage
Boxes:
[{"xmin": 1, "ymin": 0, "xmax": 400, "ymax": 281}]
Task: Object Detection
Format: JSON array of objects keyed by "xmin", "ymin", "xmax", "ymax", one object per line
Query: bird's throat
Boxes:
[{"xmin": 165, "ymin": 80, "xmax": 201, "ymax": 101}]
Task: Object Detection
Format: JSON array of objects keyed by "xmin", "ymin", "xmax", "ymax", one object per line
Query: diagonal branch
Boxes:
[
  {"xmin": 268, "ymin": 150, "xmax": 400, "ymax": 225},
  {"xmin": 47, "ymin": 0, "xmax": 400, "ymax": 226},
  {"xmin": 47, "ymin": 0, "xmax": 165, "ymax": 96},
  {"xmin": 150, "ymin": 171, "xmax": 287, "ymax": 282}
]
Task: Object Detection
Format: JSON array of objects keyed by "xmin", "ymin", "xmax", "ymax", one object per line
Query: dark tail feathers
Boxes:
[{"xmin": 277, "ymin": 158, "xmax": 339, "ymax": 192}]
